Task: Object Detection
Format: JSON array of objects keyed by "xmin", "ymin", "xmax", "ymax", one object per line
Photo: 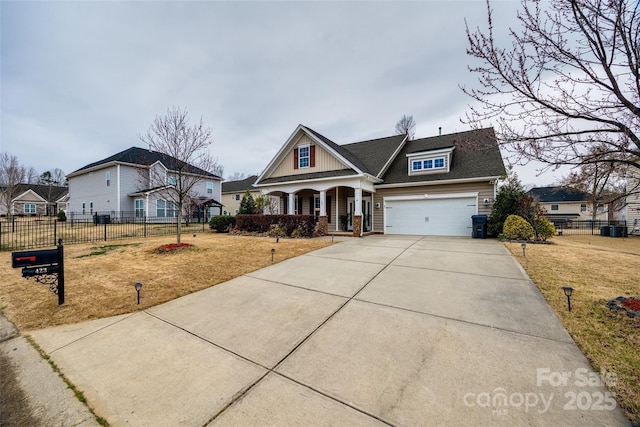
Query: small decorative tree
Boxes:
[
  {"xmin": 239, "ymin": 191, "xmax": 259, "ymax": 214},
  {"xmin": 503, "ymin": 215, "xmax": 534, "ymax": 241}
]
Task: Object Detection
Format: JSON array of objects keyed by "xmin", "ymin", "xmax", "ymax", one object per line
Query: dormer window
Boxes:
[
  {"xmin": 407, "ymin": 147, "xmax": 454, "ymax": 176},
  {"xmin": 298, "ymin": 145, "xmax": 310, "ymax": 168}
]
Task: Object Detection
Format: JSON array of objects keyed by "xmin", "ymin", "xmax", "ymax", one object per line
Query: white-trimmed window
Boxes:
[
  {"xmin": 90, "ymin": 202, "xmax": 93, "ymax": 214},
  {"xmin": 206, "ymin": 182, "xmax": 213, "ymax": 195},
  {"xmin": 411, "ymin": 157, "xmax": 446, "ymax": 172},
  {"xmin": 156, "ymin": 200, "xmax": 166, "ymax": 217},
  {"xmin": 135, "ymin": 199, "xmax": 144, "ymax": 218},
  {"xmin": 298, "ymin": 145, "xmax": 310, "ymax": 168},
  {"xmin": 82, "ymin": 202, "xmax": 86, "ymax": 215},
  {"xmin": 106, "ymin": 171, "xmax": 111, "ymax": 187},
  {"xmin": 24, "ymin": 203, "xmax": 36, "ymax": 214},
  {"xmin": 580, "ymin": 204, "xmax": 587, "ymax": 212},
  {"xmin": 156, "ymin": 200, "xmax": 177, "ymax": 218},
  {"xmin": 235, "ymin": 194, "xmax": 241, "ymax": 201},
  {"xmin": 168, "ymin": 176, "xmax": 176, "ymax": 186},
  {"xmin": 551, "ymin": 204, "xmax": 559, "ymax": 211}
]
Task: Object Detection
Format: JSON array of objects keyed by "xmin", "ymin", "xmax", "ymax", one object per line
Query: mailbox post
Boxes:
[{"xmin": 12, "ymin": 239, "xmax": 65, "ymax": 305}]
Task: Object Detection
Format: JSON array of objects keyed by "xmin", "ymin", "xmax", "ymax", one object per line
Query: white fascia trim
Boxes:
[
  {"xmin": 406, "ymin": 146, "xmax": 455, "ymax": 158},
  {"xmin": 255, "ymin": 173, "xmax": 382, "ymax": 188},
  {"xmin": 376, "ymin": 176, "xmax": 502, "ymax": 189},
  {"xmin": 377, "ymin": 134, "xmax": 408, "ymax": 178},
  {"xmin": 13, "ymin": 189, "xmax": 47, "ymax": 203},
  {"xmin": 384, "ymin": 192, "xmax": 479, "ymax": 202},
  {"xmin": 255, "ymin": 125, "xmax": 364, "ymax": 185}
]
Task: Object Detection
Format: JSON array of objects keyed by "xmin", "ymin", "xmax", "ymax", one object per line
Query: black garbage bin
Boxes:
[
  {"xmin": 600, "ymin": 226, "xmax": 611, "ymax": 236},
  {"xmin": 471, "ymin": 215, "xmax": 488, "ymax": 239}
]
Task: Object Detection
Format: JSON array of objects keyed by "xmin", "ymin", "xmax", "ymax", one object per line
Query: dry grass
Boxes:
[
  {"xmin": 0, "ymin": 233, "xmax": 331, "ymax": 332},
  {"xmin": 505, "ymin": 235, "xmax": 640, "ymax": 425}
]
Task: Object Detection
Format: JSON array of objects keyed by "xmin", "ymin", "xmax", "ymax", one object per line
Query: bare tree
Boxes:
[
  {"xmin": 52, "ymin": 168, "xmax": 67, "ymax": 186},
  {"xmin": 26, "ymin": 167, "xmax": 39, "ymax": 184},
  {"xmin": 462, "ymin": 0, "xmax": 640, "ymax": 190},
  {"xmin": 139, "ymin": 106, "xmax": 219, "ymax": 244},
  {"xmin": 394, "ymin": 114, "xmax": 416, "ymax": 140},
  {"xmin": 560, "ymin": 146, "xmax": 627, "ymax": 221},
  {"xmin": 227, "ymin": 171, "xmax": 247, "ymax": 182},
  {"xmin": 0, "ymin": 152, "xmax": 26, "ymax": 217}
]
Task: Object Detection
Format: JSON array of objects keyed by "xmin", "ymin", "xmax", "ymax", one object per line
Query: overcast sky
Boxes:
[{"xmin": 1, "ymin": 0, "xmax": 567, "ymax": 187}]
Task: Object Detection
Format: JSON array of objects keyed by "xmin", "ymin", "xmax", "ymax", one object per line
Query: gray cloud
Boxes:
[{"xmin": 1, "ymin": 0, "xmax": 561, "ymax": 186}]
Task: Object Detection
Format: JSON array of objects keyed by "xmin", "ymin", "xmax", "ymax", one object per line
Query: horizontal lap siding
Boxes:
[{"xmin": 373, "ymin": 182, "xmax": 495, "ymax": 233}]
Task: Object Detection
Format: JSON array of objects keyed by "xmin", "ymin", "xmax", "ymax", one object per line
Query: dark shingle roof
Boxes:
[
  {"xmin": 342, "ymin": 134, "xmax": 406, "ymax": 177},
  {"xmin": 528, "ymin": 187, "xmax": 588, "ymax": 203},
  {"xmin": 13, "ymin": 184, "xmax": 69, "ymax": 202},
  {"xmin": 222, "ymin": 175, "xmax": 259, "ymax": 193},
  {"xmin": 70, "ymin": 147, "xmax": 220, "ymax": 179},
  {"xmin": 380, "ymin": 127, "xmax": 505, "ymax": 184}
]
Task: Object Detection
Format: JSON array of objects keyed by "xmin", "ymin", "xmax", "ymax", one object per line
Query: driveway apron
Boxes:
[{"xmin": 29, "ymin": 236, "xmax": 631, "ymax": 426}]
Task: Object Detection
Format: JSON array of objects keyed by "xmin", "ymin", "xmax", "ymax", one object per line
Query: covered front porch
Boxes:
[{"xmin": 258, "ymin": 177, "xmax": 378, "ymax": 237}]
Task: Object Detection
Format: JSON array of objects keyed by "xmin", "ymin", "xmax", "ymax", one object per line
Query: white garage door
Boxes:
[{"xmin": 384, "ymin": 196, "xmax": 477, "ymax": 236}]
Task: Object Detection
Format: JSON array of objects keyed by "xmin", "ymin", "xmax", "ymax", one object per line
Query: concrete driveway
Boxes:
[{"xmin": 29, "ymin": 236, "xmax": 630, "ymax": 426}]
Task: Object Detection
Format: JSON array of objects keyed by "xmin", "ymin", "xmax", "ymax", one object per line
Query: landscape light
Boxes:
[
  {"xmin": 521, "ymin": 242, "xmax": 527, "ymax": 256},
  {"xmin": 562, "ymin": 286, "xmax": 574, "ymax": 312},
  {"xmin": 271, "ymin": 248, "xmax": 275, "ymax": 262},
  {"xmin": 134, "ymin": 282, "xmax": 143, "ymax": 305}
]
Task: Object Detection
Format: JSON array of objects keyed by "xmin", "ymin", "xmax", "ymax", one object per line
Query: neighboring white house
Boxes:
[
  {"xmin": 528, "ymin": 186, "xmax": 609, "ymax": 224},
  {"xmin": 66, "ymin": 147, "xmax": 222, "ymax": 221},
  {"xmin": 626, "ymin": 166, "xmax": 640, "ymax": 234}
]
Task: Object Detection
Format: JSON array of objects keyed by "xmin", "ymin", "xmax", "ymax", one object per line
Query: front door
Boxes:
[{"xmin": 346, "ymin": 196, "xmax": 372, "ymax": 232}]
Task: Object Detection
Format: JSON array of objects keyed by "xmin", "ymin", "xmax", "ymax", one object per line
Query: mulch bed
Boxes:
[
  {"xmin": 606, "ymin": 296, "xmax": 640, "ymax": 318},
  {"xmin": 154, "ymin": 243, "xmax": 194, "ymax": 254}
]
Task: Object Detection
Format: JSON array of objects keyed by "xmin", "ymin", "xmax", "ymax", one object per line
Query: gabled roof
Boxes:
[
  {"xmin": 528, "ymin": 186, "xmax": 589, "ymax": 203},
  {"xmin": 8, "ymin": 184, "xmax": 69, "ymax": 202},
  {"xmin": 222, "ymin": 175, "xmax": 259, "ymax": 193},
  {"xmin": 379, "ymin": 127, "xmax": 505, "ymax": 185},
  {"xmin": 68, "ymin": 147, "xmax": 221, "ymax": 179},
  {"xmin": 256, "ymin": 125, "xmax": 505, "ymax": 187}
]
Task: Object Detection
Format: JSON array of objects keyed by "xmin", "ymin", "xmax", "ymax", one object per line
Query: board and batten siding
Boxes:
[
  {"xmin": 270, "ymin": 135, "xmax": 349, "ymax": 178},
  {"xmin": 372, "ymin": 181, "xmax": 495, "ymax": 233}
]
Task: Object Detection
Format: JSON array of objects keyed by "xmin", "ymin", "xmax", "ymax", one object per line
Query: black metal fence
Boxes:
[
  {"xmin": 553, "ymin": 220, "xmax": 629, "ymax": 236},
  {"xmin": 0, "ymin": 212, "xmax": 209, "ymax": 251}
]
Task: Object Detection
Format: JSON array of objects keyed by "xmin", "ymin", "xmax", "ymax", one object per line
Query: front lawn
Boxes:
[
  {"xmin": 0, "ymin": 234, "xmax": 332, "ymax": 331},
  {"xmin": 505, "ymin": 235, "xmax": 640, "ymax": 425}
]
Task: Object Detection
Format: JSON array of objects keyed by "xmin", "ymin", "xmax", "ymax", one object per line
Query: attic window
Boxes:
[
  {"xmin": 411, "ymin": 156, "xmax": 446, "ymax": 172},
  {"xmin": 299, "ymin": 145, "xmax": 310, "ymax": 168}
]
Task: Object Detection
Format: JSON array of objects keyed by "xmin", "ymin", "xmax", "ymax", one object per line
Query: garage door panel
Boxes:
[{"xmin": 385, "ymin": 197, "xmax": 476, "ymax": 236}]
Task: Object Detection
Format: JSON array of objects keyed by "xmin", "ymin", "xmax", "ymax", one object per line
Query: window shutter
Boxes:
[
  {"xmin": 310, "ymin": 145, "xmax": 316, "ymax": 167},
  {"xmin": 294, "ymin": 148, "xmax": 299, "ymax": 169}
]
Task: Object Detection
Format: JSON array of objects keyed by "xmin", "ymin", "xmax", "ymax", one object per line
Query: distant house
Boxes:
[
  {"xmin": 221, "ymin": 175, "xmax": 260, "ymax": 215},
  {"xmin": 66, "ymin": 147, "xmax": 222, "ymax": 221},
  {"xmin": 626, "ymin": 167, "xmax": 640, "ymax": 234},
  {"xmin": 254, "ymin": 125, "xmax": 505, "ymax": 236},
  {"xmin": 0, "ymin": 184, "xmax": 68, "ymax": 217},
  {"xmin": 527, "ymin": 186, "xmax": 608, "ymax": 224}
]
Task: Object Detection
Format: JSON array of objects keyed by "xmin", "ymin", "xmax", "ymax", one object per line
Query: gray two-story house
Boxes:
[{"xmin": 67, "ymin": 147, "xmax": 222, "ymax": 221}]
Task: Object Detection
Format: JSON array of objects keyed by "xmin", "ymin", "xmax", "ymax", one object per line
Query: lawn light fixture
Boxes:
[
  {"xmin": 521, "ymin": 242, "xmax": 527, "ymax": 256},
  {"xmin": 562, "ymin": 286, "xmax": 574, "ymax": 312},
  {"xmin": 271, "ymin": 248, "xmax": 275, "ymax": 262},
  {"xmin": 134, "ymin": 282, "xmax": 143, "ymax": 305},
  {"xmin": 276, "ymin": 236, "xmax": 280, "ymax": 243}
]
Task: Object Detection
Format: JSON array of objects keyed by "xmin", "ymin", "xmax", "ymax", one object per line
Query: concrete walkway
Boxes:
[{"xmin": 28, "ymin": 236, "xmax": 629, "ymax": 426}]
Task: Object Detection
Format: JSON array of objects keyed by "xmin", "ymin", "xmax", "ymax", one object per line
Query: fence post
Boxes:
[
  {"xmin": 104, "ymin": 221, "xmax": 107, "ymax": 241},
  {"xmin": 54, "ymin": 219, "xmax": 57, "ymax": 246}
]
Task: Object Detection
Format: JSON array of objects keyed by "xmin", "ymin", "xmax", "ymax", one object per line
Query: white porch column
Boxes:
[
  {"xmin": 335, "ymin": 187, "xmax": 339, "ymax": 226},
  {"xmin": 319, "ymin": 190, "xmax": 326, "ymax": 216},
  {"xmin": 288, "ymin": 193, "xmax": 295, "ymax": 214},
  {"xmin": 354, "ymin": 188, "xmax": 363, "ymax": 215}
]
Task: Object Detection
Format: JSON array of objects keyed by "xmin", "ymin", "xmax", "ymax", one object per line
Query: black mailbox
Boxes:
[
  {"xmin": 12, "ymin": 248, "xmax": 59, "ymax": 268},
  {"xmin": 11, "ymin": 241, "xmax": 65, "ymax": 305}
]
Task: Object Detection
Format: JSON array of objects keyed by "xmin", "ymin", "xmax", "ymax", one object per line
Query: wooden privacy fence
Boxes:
[{"xmin": 0, "ymin": 213, "xmax": 209, "ymax": 251}]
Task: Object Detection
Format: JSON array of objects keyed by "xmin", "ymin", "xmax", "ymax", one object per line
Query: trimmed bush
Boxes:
[
  {"xmin": 534, "ymin": 217, "xmax": 555, "ymax": 241},
  {"xmin": 236, "ymin": 214, "xmax": 316, "ymax": 237},
  {"xmin": 503, "ymin": 214, "xmax": 534, "ymax": 241},
  {"xmin": 209, "ymin": 215, "xmax": 236, "ymax": 233},
  {"xmin": 57, "ymin": 210, "xmax": 67, "ymax": 222}
]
